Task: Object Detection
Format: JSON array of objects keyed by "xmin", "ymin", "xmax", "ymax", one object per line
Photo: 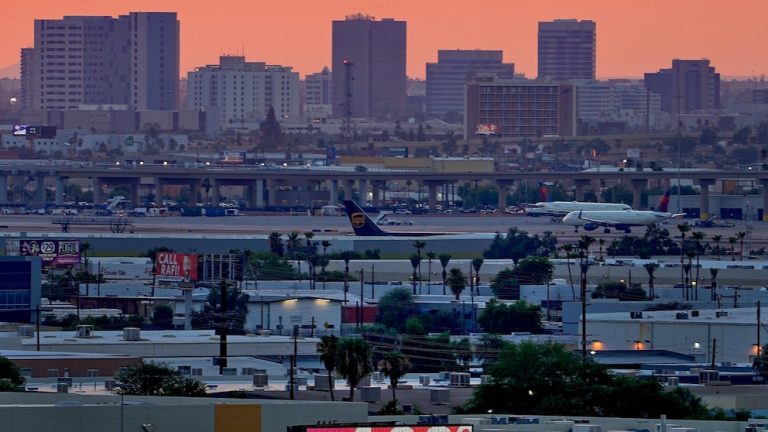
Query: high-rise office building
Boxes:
[
  {"xmin": 21, "ymin": 12, "xmax": 178, "ymax": 111},
  {"xmin": 331, "ymin": 14, "xmax": 406, "ymax": 119},
  {"xmin": 304, "ymin": 67, "xmax": 332, "ymax": 121},
  {"xmin": 644, "ymin": 59, "xmax": 720, "ymax": 114},
  {"xmin": 538, "ymin": 19, "xmax": 596, "ymax": 82},
  {"xmin": 426, "ymin": 50, "xmax": 515, "ymax": 117},
  {"xmin": 574, "ymin": 80, "xmax": 662, "ymax": 130},
  {"xmin": 464, "ymin": 75, "xmax": 576, "ymax": 139},
  {"xmin": 187, "ymin": 55, "xmax": 300, "ymax": 129}
]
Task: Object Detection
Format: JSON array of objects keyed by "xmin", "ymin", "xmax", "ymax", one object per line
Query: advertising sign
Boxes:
[
  {"xmin": 219, "ymin": 151, "xmax": 245, "ymax": 164},
  {"xmin": 5, "ymin": 239, "xmax": 80, "ymax": 268},
  {"xmin": 154, "ymin": 252, "xmax": 198, "ymax": 282},
  {"xmin": 304, "ymin": 427, "xmax": 472, "ymax": 432},
  {"xmin": 475, "ymin": 123, "xmax": 498, "ymax": 135}
]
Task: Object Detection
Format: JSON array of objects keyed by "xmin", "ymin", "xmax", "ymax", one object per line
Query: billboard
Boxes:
[
  {"xmin": 6, "ymin": 239, "xmax": 80, "ymax": 269},
  {"xmin": 154, "ymin": 252, "xmax": 198, "ymax": 282},
  {"xmin": 303, "ymin": 427, "xmax": 472, "ymax": 432},
  {"xmin": 475, "ymin": 123, "xmax": 498, "ymax": 136},
  {"xmin": 219, "ymin": 151, "xmax": 245, "ymax": 164}
]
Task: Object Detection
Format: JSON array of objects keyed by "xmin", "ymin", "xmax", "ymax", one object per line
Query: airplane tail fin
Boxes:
[
  {"xmin": 538, "ymin": 181, "xmax": 551, "ymax": 202},
  {"xmin": 342, "ymin": 200, "xmax": 388, "ymax": 236},
  {"xmin": 654, "ymin": 190, "xmax": 671, "ymax": 212}
]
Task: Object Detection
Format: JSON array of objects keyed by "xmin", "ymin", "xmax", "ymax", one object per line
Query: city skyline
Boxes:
[{"xmin": 0, "ymin": 0, "xmax": 765, "ymax": 81}]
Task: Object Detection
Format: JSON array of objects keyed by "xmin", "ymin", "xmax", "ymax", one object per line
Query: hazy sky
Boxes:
[{"xmin": 1, "ymin": 0, "xmax": 765, "ymax": 79}]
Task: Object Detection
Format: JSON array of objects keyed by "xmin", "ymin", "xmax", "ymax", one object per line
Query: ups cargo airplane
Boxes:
[
  {"xmin": 343, "ymin": 200, "xmax": 453, "ymax": 237},
  {"xmin": 562, "ymin": 190, "xmax": 684, "ymax": 234}
]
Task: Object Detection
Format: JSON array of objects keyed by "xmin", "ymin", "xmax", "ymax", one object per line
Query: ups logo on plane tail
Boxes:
[{"xmin": 351, "ymin": 212, "xmax": 366, "ymax": 228}]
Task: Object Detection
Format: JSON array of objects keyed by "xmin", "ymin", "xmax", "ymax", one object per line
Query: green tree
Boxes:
[
  {"xmin": 592, "ymin": 281, "xmax": 647, "ymax": 301},
  {"xmin": 446, "ymin": 268, "xmax": 467, "ymax": 301},
  {"xmin": 0, "ymin": 356, "xmax": 24, "ymax": 391},
  {"xmin": 268, "ymin": 232, "xmax": 284, "ymax": 257},
  {"xmin": 151, "ymin": 305, "xmax": 174, "ymax": 328},
  {"xmin": 259, "ymin": 106, "xmax": 283, "ymax": 149},
  {"xmin": 378, "ymin": 350, "xmax": 411, "ymax": 403},
  {"xmin": 192, "ymin": 282, "xmax": 250, "ymax": 333},
  {"xmin": 489, "ymin": 268, "xmax": 520, "ymax": 300},
  {"xmin": 439, "ymin": 253, "xmax": 451, "ymax": 295},
  {"xmin": 643, "ymin": 263, "xmax": 659, "ymax": 299},
  {"xmin": 478, "ymin": 299, "xmax": 543, "ymax": 334},
  {"xmin": 736, "ymin": 231, "xmax": 747, "ymax": 261},
  {"xmin": 317, "ymin": 335, "xmax": 339, "ymax": 401},
  {"xmin": 425, "ymin": 251, "xmax": 436, "ymax": 292},
  {"xmin": 409, "ymin": 253, "xmax": 421, "ymax": 294},
  {"xmin": 471, "ymin": 257, "xmax": 484, "ymax": 293},
  {"xmin": 336, "ymin": 337, "xmax": 373, "ymax": 402},
  {"xmin": 114, "ymin": 361, "xmax": 206, "ymax": 396},
  {"xmin": 513, "ymin": 256, "xmax": 554, "ymax": 285},
  {"xmin": 376, "ymin": 288, "xmax": 415, "ymax": 332}
]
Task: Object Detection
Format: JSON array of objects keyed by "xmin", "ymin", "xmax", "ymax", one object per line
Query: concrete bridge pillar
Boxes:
[
  {"xmin": 92, "ymin": 177, "xmax": 104, "ymax": 205},
  {"xmin": 698, "ymin": 179, "xmax": 716, "ymax": 219},
  {"xmin": 761, "ymin": 179, "xmax": 768, "ymax": 222},
  {"xmin": 371, "ymin": 181, "xmax": 383, "ymax": 207},
  {"xmin": 130, "ymin": 179, "xmax": 140, "ymax": 206},
  {"xmin": 343, "ymin": 180, "xmax": 355, "ymax": 201},
  {"xmin": 328, "ymin": 179, "xmax": 338, "ymax": 206},
  {"xmin": 496, "ymin": 180, "xmax": 513, "ymax": 211},
  {"xmin": 424, "ymin": 181, "xmax": 440, "ymax": 212},
  {"xmin": 254, "ymin": 179, "xmax": 265, "ymax": 209},
  {"xmin": 210, "ymin": 179, "xmax": 220, "ymax": 206},
  {"xmin": 34, "ymin": 174, "xmax": 46, "ymax": 205},
  {"xmin": 55, "ymin": 177, "xmax": 65, "ymax": 206},
  {"xmin": 267, "ymin": 180, "xmax": 279, "ymax": 207},
  {"xmin": 0, "ymin": 175, "xmax": 7, "ymax": 205},
  {"xmin": 573, "ymin": 179, "xmax": 591, "ymax": 202},
  {"xmin": 155, "ymin": 177, "xmax": 165, "ymax": 202},
  {"xmin": 189, "ymin": 180, "xmax": 201, "ymax": 205},
  {"xmin": 358, "ymin": 179, "xmax": 368, "ymax": 204},
  {"xmin": 630, "ymin": 179, "xmax": 647, "ymax": 210}
]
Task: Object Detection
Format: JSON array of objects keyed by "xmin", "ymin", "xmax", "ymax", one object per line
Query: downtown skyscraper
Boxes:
[
  {"xmin": 22, "ymin": 12, "xmax": 179, "ymax": 111},
  {"xmin": 331, "ymin": 14, "xmax": 406, "ymax": 119},
  {"xmin": 538, "ymin": 19, "xmax": 596, "ymax": 82}
]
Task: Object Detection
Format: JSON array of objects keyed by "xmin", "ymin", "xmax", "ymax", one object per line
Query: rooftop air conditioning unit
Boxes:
[
  {"xmin": 253, "ymin": 374, "xmax": 268, "ymax": 387},
  {"xmin": 76, "ymin": 325, "xmax": 93, "ymax": 338},
  {"xmin": 449, "ymin": 372, "xmax": 470, "ymax": 387},
  {"xmin": 630, "ymin": 311, "xmax": 643, "ymax": 319},
  {"xmin": 123, "ymin": 327, "xmax": 141, "ymax": 341},
  {"xmin": 691, "ymin": 310, "xmax": 700, "ymax": 317},
  {"xmin": 667, "ymin": 377, "xmax": 680, "ymax": 386},
  {"xmin": 675, "ymin": 313, "xmax": 689, "ymax": 320},
  {"xmin": 191, "ymin": 368, "xmax": 203, "ymax": 376},
  {"xmin": 419, "ymin": 375, "xmax": 431, "ymax": 386},
  {"xmin": 241, "ymin": 367, "xmax": 254, "ymax": 376},
  {"xmin": 716, "ymin": 311, "xmax": 729, "ymax": 318},
  {"xmin": 313, "ymin": 374, "xmax": 333, "ymax": 390}
]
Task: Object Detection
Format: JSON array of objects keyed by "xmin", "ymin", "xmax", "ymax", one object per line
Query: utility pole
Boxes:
[
  {"xmin": 581, "ymin": 260, "xmax": 589, "ymax": 360},
  {"xmin": 758, "ymin": 301, "xmax": 762, "ymax": 358},
  {"xmin": 370, "ymin": 264, "xmax": 375, "ymax": 299},
  {"xmin": 710, "ymin": 338, "xmax": 717, "ymax": 369},
  {"xmin": 359, "ymin": 269, "xmax": 364, "ymax": 329},
  {"xmin": 218, "ymin": 279, "xmax": 228, "ymax": 375},
  {"xmin": 290, "ymin": 324, "xmax": 298, "ymax": 400},
  {"xmin": 36, "ymin": 305, "xmax": 41, "ymax": 351}
]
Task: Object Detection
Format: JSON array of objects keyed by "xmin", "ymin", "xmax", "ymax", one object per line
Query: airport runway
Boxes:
[{"xmin": 1, "ymin": 213, "xmax": 765, "ymax": 249}]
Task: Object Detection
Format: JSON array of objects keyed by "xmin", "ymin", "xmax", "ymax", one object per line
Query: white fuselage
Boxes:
[
  {"xmin": 526, "ymin": 201, "xmax": 631, "ymax": 217},
  {"xmin": 562, "ymin": 210, "xmax": 676, "ymax": 227}
]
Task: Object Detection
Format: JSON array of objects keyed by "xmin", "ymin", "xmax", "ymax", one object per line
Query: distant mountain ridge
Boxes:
[{"xmin": 0, "ymin": 63, "xmax": 20, "ymax": 79}]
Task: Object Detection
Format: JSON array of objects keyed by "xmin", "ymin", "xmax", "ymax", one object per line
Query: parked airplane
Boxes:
[
  {"xmin": 525, "ymin": 201, "xmax": 632, "ymax": 217},
  {"xmin": 562, "ymin": 191, "xmax": 683, "ymax": 233},
  {"xmin": 342, "ymin": 200, "xmax": 447, "ymax": 236}
]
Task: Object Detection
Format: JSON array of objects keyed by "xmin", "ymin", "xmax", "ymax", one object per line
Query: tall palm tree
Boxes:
[
  {"xmin": 691, "ymin": 231, "xmax": 706, "ymax": 300},
  {"xmin": 712, "ymin": 235, "xmax": 722, "ymax": 261},
  {"xmin": 377, "ymin": 350, "xmax": 411, "ymax": 403},
  {"xmin": 268, "ymin": 232, "xmax": 284, "ymax": 257},
  {"xmin": 318, "ymin": 255, "xmax": 330, "ymax": 290},
  {"xmin": 643, "ymin": 263, "xmax": 659, "ymax": 299},
  {"xmin": 413, "ymin": 241, "xmax": 426, "ymax": 290},
  {"xmin": 578, "ymin": 235, "xmax": 596, "ymax": 261},
  {"xmin": 317, "ymin": 335, "xmax": 339, "ymax": 401},
  {"xmin": 339, "ymin": 250, "xmax": 355, "ymax": 300},
  {"xmin": 709, "ymin": 268, "xmax": 719, "ymax": 301},
  {"xmin": 321, "ymin": 240, "xmax": 332, "ymax": 255},
  {"xmin": 598, "ymin": 238, "xmax": 605, "ymax": 262},
  {"xmin": 446, "ymin": 267, "xmax": 467, "ymax": 301},
  {"xmin": 561, "ymin": 244, "xmax": 575, "ymax": 300},
  {"xmin": 439, "ymin": 254, "xmax": 452, "ymax": 296},
  {"xmin": 728, "ymin": 236, "xmax": 737, "ymax": 261},
  {"xmin": 684, "ymin": 250, "xmax": 696, "ymax": 300},
  {"xmin": 677, "ymin": 223, "xmax": 690, "ymax": 289},
  {"xmin": 471, "ymin": 257, "xmax": 484, "ymax": 295},
  {"xmin": 409, "ymin": 254, "xmax": 421, "ymax": 295},
  {"xmin": 425, "ymin": 251, "xmax": 436, "ymax": 294},
  {"xmin": 305, "ymin": 232, "xmax": 316, "ymax": 289},
  {"xmin": 736, "ymin": 231, "xmax": 747, "ymax": 261},
  {"xmin": 286, "ymin": 231, "xmax": 301, "ymax": 258},
  {"xmin": 80, "ymin": 241, "xmax": 92, "ymax": 296},
  {"xmin": 336, "ymin": 337, "xmax": 373, "ymax": 402}
]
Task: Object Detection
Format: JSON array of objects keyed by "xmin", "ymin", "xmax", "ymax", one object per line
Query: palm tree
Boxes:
[
  {"xmin": 709, "ymin": 268, "xmax": 719, "ymax": 301},
  {"xmin": 439, "ymin": 254, "xmax": 452, "ymax": 296},
  {"xmin": 677, "ymin": 223, "xmax": 690, "ymax": 289},
  {"xmin": 339, "ymin": 250, "xmax": 355, "ymax": 300},
  {"xmin": 578, "ymin": 235, "xmax": 596, "ymax": 260},
  {"xmin": 268, "ymin": 232, "xmax": 284, "ymax": 257},
  {"xmin": 321, "ymin": 240, "xmax": 332, "ymax": 255},
  {"xmin": 471, "ymin": 257, "xmax": 484, "ymax": 295},
  {"xmin": 712, "ymin": 235, "xmax": 722, "ymax": 261},
  {"xmin": 336, "ymin": 337, "xmax": 373, "ymax": 402},
  {"xmin": 598, "ymin": 238, "xmax": 605, "ymax": 262},
  {"xmin": 691, "ymin": 231, "xmax": 706, "ymax": 300},
  {"xmin": 728, "ymin": 236, "xmax": 737, "ymax": 261},
  {"xmin": 318, "ymin": 255, "xmax": 330, "ymax": 290},
  {"xmin": 317, "ymin": 335, "xmax": 339, "ymax": 401},
  {"xmin": 643, "ymin": 263, "xmax": 659, "ymax": 299},
  {"xmin": 377, "ymin": 350, "xmax": 411, "ymax": 403},
  {"xmin": 286, "ymin": 231, "xmax": 301, "ymax": 258},
  {"xmin": 409, "ymin": 254, "xmax": 421, "ymax": 295},
  {"xmin": 446, "ymin": 268, "xmax": 467, "ymax": 301},
  {"xmin": 684, "ymin": 250, "xmax": 696, "ymax": 300},
  {"xmin": 736, "ymin": 231, "xmax": 747, "ymax": 261},
  {"xmin": 80, "ymin": 241, "xmax": 92, "ymax": 296},
  {"xmin": 561, "ymin": 244, "xmax": 575, "ymax": 300},
  {"xmin": 425, "ymin": 251, "xmax": 436, "ymax": 294},
  {"xmin": 413, "ymin": 241, "xmax": 426, "ymax": 290}
]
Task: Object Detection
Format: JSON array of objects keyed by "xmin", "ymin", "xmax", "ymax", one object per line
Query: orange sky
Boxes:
[{"xmin": 1, "ymin": 0, "xmax": 765, "ymax": 79}]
